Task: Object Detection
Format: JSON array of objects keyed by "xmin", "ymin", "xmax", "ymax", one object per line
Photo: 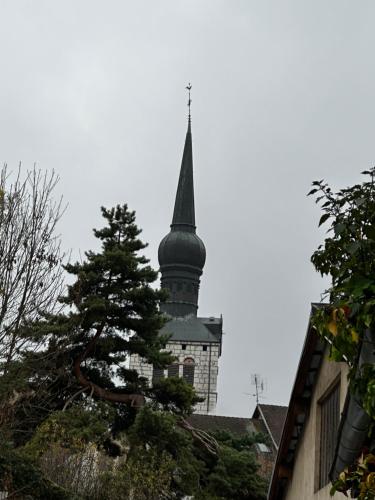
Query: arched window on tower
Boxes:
[
  {"xmin": 183, "ymin": 357, "xmax": 195, "ymax": 385},
  {"xmin": 168, "ymin": 363, "xmax": 179, "ymax": 378},
  {"xmin": 152, "ymin": 366, "xmax": 164, "ymax": 384}
]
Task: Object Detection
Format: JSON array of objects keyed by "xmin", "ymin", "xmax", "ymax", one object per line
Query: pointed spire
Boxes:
[
  {"xmin": 171, "ymin": 87, "xmax": 195, "ymax": 231},
  {"xmin": 158, "ymin": 86, "xmax": 206, "ymax": 317}
]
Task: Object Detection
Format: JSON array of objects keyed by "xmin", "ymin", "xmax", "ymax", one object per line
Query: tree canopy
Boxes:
[
  {"xmin": 309, "ymin": 168, "xmax": 375, "ymax": 499},
  {"xmin": 0, "ymin": 202, "xmax": 267, "ymax": 499}
]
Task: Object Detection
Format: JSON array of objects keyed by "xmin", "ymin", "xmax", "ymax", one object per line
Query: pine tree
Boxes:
[
  {"xmin": 2, "ymin": 205, "xmax": 176, "ymax": 441},
  {"xmin": 65, "ymin": 204, "xmax": 173, "ymax": 406}
]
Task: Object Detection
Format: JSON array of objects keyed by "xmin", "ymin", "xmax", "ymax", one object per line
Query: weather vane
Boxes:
[{"xmin": 186, "ymin": 83, "xmax": 192, "ymax": 120}]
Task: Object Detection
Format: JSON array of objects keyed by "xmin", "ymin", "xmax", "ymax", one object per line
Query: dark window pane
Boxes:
[{"xmin": 152, "ymin": 366, "xmax": 164, "ymax": 384}]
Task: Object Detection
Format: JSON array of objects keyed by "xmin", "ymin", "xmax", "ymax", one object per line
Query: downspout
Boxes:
[
  {"xmin": 207, "ymin": 343, "xmax": 212, "ymax": 413},
  {"xmin": 330, "ymin": 329, "xmax": 375, "ymax": 480}
]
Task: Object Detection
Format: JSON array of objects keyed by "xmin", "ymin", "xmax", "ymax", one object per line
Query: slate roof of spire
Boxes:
[
  {"xmin": 171, "ymin": 119, "xmax": 195, "ymax": 229},
  {"xmin": 158, "ymin": 116, "xmax": 206, "ymax": 318}
]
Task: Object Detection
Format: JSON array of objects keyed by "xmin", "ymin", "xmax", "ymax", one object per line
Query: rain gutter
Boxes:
[{"xmin": 330, "ymin": 329, "xmax": 375, "ymax": 480}]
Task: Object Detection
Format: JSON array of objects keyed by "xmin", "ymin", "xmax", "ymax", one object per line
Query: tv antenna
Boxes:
[{"xmin": 251, "ymin": 373, "xmax": 266, "ymax": 405}]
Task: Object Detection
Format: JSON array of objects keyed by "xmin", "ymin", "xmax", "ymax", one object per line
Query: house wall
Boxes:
[
  {"xmin": 283, "ymin": 350, "xmax": 348, "ymax": 500},
  {"xmin": 129, "ymin": 341, "xmax": 220, "ymax": 414}
]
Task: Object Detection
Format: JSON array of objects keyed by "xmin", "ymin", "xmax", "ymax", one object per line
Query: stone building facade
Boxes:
[
  {"xmin": 130, "ymin": 338, "xmax": 220, "ymax": 414},
  {"xmin": 130, "ymin": 114, "xmax": 223, "ymax": 415}
]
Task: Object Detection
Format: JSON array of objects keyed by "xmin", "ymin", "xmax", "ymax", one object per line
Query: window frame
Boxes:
[{"xmin": 316, "ymin": 378, "xmax": 341, "ymax": 491}]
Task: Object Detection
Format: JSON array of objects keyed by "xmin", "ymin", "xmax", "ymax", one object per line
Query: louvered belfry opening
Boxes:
[
  {"xmin": 183, "ymin": 357, "xmax": 195, "ymax": 385},
  {"xmin": 168, "ymin": 363, "xmax": 179, "ymax": 378},
  {"xmin": 319, "ymin": 383, "xmax": 340, "ymax": 489}
]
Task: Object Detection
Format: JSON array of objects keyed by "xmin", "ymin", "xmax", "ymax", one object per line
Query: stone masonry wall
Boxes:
[{"xmin": 129, "ymin": 341, "xmax": 220, "ymax": 414}]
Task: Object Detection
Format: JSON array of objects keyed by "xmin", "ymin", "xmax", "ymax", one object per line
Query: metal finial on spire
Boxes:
[{"xmin": 186, "ymin": 83, "xmax": 192, "ymax": 121}]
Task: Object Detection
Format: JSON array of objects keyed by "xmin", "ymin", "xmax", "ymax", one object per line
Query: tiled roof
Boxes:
[
  {"xmin": 187, "ymin": 414, "xmax": 256, "ymax": 436},
  {"xmin": 256, "ymin": 404, "xmax": 288, "ymax": 447},
  {"xmin": 160, "ymin": 315, "xmax": 219, "ymax": 343}
]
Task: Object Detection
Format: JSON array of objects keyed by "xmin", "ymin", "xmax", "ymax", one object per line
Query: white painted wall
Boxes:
[{"xmin": 283, "ymin": 350, "xmax": 349, "ymax": 500}]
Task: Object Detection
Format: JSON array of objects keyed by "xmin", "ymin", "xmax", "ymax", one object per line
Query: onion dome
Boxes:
[{"xmin": 158, "ymin": 230, "xmax": 206, "ymax": 271}]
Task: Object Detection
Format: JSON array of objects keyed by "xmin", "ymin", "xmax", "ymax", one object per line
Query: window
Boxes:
[
  {"xmin": 168, "ymin": 363, "xmax": 179, "ymax": 378},
  {"xmin": 152, "ymin": 366, "xmax": 164, "ymax": 384},
  {"xmin": 182, "ymin": 344, "xmax": 187, "ymax": 350},
  {"xmin": 318, "ymin": 383, "xmax": 340, "ymax": 489},
  {"xmin": 203, "ymin": 345, "xmax": 207, "ymax": 352},
  {"xmin": 183, "ymin": 357, "xmax": 195, "ymax": 385}
]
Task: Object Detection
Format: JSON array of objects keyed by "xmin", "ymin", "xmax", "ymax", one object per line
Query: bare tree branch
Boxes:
[{"xmin": 0, "ymin": 164, "xmax": 66, "ymax": 372}]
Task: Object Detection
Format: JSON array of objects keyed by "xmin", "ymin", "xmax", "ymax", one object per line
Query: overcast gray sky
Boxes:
[{"xmin": 1, "ymin": 0, "xmax": 374, "ymax": 417}]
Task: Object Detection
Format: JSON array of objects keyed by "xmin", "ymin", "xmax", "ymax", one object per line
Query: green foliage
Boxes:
[
  {"xmin": 130, "ymin": 405, "xmax": 190, "ymax": 451},
  {"xmin": 0, "ymin": 203, "xmax": 267, "ymax": 499},
  {"xmin": 99, "ymin": 448, "xmax": 175, "ymax": 499},
  {"xmin": 126, "ymin": 407, "xmax": 267, "ymax": 499},
  {"xmin": 186, "ymin": 430, "xmax": 267, "ymax": 500},
  {"xmin": 309, "ymin": 170, "xmax": 375, "ymax": 319},
  {"xmin": 23, "ymin": 405, "xmax": 111, "ymax": 459},
  {"xmin": 210, "ymin": 429, "xmax": 270, "ymax": 452},
  {"xmin": 1, "ymin": 205, "xmax": 178, "ymax": 444},
  {"xmin": 150, "ymin": 376, "xmax": 204, "ymax": 415},
  {"xmin": 309, "ymin": 169, "xmax": 375, "ymax": 499},
  {"xmin": 128, "ymin": 405, "xmax": 202, "ymax": 496},
  {"xmin": 309, "ymin": 170, "xmax": 375, "ymax": 404},
  {"xmin": 330, "ymin": 453, "xmax": 375, "ymax": 499},
  {"xmin": 200, "ymin": 445, "xmax": 266, "ymax": 500},
  {"xmin": 0, "ymin": 443, "xmax": 76, "ymax": 499},
  {"xmin": 59, "ymin": 204, "xmax": 173, "ymax": 384}
]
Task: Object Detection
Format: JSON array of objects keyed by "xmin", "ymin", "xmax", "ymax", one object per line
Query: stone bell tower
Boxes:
[{"xmin": 131, "ymin": 91, "xmax": 223, "ymax": 414}]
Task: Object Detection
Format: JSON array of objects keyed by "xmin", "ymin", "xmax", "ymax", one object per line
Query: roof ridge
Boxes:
[
  {"xmin": 259, "ymin": 403, "xmax": 288, "ymax": 409},
  {"xmin": 191, "ymin": 414, "xmax": 251, "ymax": 421}
]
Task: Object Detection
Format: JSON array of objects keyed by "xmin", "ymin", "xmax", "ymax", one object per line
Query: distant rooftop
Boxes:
[
  {"xmin": 187, "ymin": 414, "xmax": 256, "ymax": 436},
  {"xmin": 253, "ymin": 404, "xmax": 288, "ymax": 449},
  {"xmin": 160, "ymin": 315, "xmax": 221, "ymax": 343}
]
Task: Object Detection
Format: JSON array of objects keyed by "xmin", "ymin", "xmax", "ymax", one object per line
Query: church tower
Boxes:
[
  {"xmin": 130, "ymin": 94, "xmax": 223, "ymax": 414},
  {"xmin": 158, "ymin": 117, "xmax": 206, "ymax": 317}
]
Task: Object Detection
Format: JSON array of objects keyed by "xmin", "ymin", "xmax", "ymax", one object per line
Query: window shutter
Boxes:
[{"xmin": 319, "ymin": 383, "xmax": 340, "ymax": 489}]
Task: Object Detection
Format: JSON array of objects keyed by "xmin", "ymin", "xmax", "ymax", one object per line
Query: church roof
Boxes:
[
  {"xmin": 160, "ymin": 315, "xmax": 219, "ymax": 343},
  {"xmin": 187, "ymin": 414, "xmax": 256, "ymax": 436},
  {"xmin": 252, "ymin": 404, "xmax": 288, "ymax": 449}
]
